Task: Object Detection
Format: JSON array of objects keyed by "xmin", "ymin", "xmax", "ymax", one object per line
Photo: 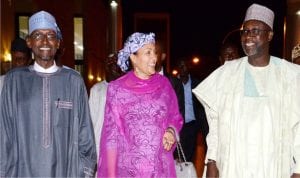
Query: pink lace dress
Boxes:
[{"xmin": 97, "ymin": 71, "xmax": 183, "ymax": 177}]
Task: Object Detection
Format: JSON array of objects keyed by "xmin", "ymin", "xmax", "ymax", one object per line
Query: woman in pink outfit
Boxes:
[{"xmin": 97, "ymin": 32, "xmax": 183, "ymax": 177}]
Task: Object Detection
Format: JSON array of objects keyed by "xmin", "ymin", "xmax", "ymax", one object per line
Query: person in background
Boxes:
[
  {"xmin": 89, "ymin": 52, "xmax": 124, "ymax": 175},
  {"xmin": 219, "ymin": 41, "xmax": 240, "ymax": 65},
  {"xmin": 0, "ymin": 37, "xmax": 32, "ymax": 94},
  {"xmin": 193, "ymin": 4, "xmax": 300, "ymax": 178},
  {"xmin": 97, "ymin": 32, "xmax": 183, "ymax": 177},
  {"xmin": 155, "ymin": 41, "xmax": 184, "ymax": 118},
  {"xmin": 11, "ymin": 37, "xmax": 32, "ymax": 68},
  {"xmin": 0, "ymin": 10, "xmax": 96, "ymax": 177},
  {"xmin": 292, "ymin": 43, "xmax": 300, "ymax": 65},
  {"xmin": 176, "ymin": 59, "xmax": 208, "ymax": 162}
]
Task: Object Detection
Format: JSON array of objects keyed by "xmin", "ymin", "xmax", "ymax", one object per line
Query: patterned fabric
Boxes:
[
  {"xmin": 244, "ymin": 3, "xmax": 274, "ymax": 29},
  {"xmin": 29, "ymin": 11, "xmax": 62, "ymax": 39},
  {"xmin": 117, "ymin": 32, "xmax": 155, "ymax": 72},
  {"xmin": 97, "ymin": 71, "xmax": 183, "ymax": 177}
]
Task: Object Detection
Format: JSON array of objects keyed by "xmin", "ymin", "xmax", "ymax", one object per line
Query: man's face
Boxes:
[
  {"xmin": 105, "ymin": 54, "xmax": 123, "ymax": 82},
  {"xmin": 26, "ymin": 29, "xmax": 60, "ymax": 63},
  {"xmin": 221, "ymin": 46, "xmax": 239, "ymax": 61},
  {"xmin": 241, "ymin": 20, "xmax": 272, "ymax": 58},
  {"xmin": 293, "ymin": 57, "xmax": 300, "ymax": 65},
  {"xmin": 177, "ymin": 60, "xmax": 189, "ymax": 78},
  {"xmin": 11, "ymin": 51, "xmax": 30, "ymax": 68}
]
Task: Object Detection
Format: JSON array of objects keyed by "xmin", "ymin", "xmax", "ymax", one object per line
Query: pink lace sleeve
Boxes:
[{"xmin": 164, "ymin": 80, "xmax": 184, "ymax": 141}]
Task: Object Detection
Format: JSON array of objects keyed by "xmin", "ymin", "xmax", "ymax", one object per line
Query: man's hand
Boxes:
[
  {"xmin": 292, "ymin": 173, "xmax": 300, "ymax": 178},
  {"xmin": 206, "ymin": 160, "xmax": 219, "ymax": 178}
]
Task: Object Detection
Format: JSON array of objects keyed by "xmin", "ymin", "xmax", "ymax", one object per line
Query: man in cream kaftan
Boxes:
[
  {"xmin": 193, "ymin": 3, "xmax": 300, "ymax": 178},
  {"xmin": 193, "ymin": 56, "xmax": 300, "ymax": 177}
]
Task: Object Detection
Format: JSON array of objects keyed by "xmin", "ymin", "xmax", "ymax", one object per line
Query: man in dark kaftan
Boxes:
[{"xmin": 0, "ymin": 11, "xmax": 97, "ymax": 177}]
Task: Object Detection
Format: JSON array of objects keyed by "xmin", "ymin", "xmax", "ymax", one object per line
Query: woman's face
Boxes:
[{"xmin": 130, "ymin": 43, "xmax": 157, "ymax": 79}]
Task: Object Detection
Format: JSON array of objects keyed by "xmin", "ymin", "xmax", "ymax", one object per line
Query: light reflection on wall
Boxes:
[
  {"xmin": 88, "ymin": 74, "xmax": 102, "ymax": 82},
  {"xmin": 1, "ymin": 44, "xmax": 13, "ymax": 74},
  {"xmin": 3, "ymin": 51, "xmax": 12, "ymax": 62}
]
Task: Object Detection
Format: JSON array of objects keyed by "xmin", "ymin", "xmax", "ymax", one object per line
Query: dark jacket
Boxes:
[
  {"xmin": 165, "ymin": 72, "xmax": 208, "ymax": 137},
  {"xmin": 165, "ymin": 73, "xmax": 185, "ymax": 118},
  {"xmin": 191, "ymin": 76, "xmax": 209, "ymax": 137}
]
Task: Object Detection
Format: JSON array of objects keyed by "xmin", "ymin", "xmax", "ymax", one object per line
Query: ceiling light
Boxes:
[{"xmin": 110, "ymin": 0, "xmax": 118, "ymax": 7}]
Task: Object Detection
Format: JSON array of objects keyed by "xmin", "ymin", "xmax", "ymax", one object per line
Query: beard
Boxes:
[
  {"xmin": 242, "ymin": 43, "xmax": 259, "ymax": 57},
  {"xmin": 32, "ymin": 47, "xmax": 57, "ymax": 61},
  {"xmin": 40, "ymin": 55, "xmax": 53, "ymax": 61},
  {"xmin": 243, "ymin": 48, "xmax": 257, "ymax": 56}
]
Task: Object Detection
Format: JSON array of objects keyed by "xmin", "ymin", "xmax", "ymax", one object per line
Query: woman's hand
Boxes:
[{"xmin": 162, "ymin": 128, "xmax": 176, "ymax": 151}]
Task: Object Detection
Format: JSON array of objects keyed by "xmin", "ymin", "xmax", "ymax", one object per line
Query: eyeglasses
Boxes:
[
  {"xmin": 240, "ymin": 28, "xmax": 270, "ymax": 37},
  {"xmin": 30, "ymin": 33, "xmax": 58, "ymax": 41}
]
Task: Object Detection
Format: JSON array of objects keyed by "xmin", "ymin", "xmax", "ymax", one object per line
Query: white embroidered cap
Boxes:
[
  {"xmin": 29, "ymin": 11, "xmax": 62, "ymax": 39},
  {"xmin": 244, "ymin": 3, "xmax": 274, "ymax": 30}
]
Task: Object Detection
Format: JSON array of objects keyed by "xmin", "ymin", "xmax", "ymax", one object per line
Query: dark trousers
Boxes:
[{"xmin": 175, "ymin": 120, "xmax": 199, "ymax": 162}]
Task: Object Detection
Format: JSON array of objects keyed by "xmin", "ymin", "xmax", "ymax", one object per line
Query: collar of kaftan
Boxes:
[{"xmin": 33, "ymin": 61, "xmax": 59, "ymax": 73}]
